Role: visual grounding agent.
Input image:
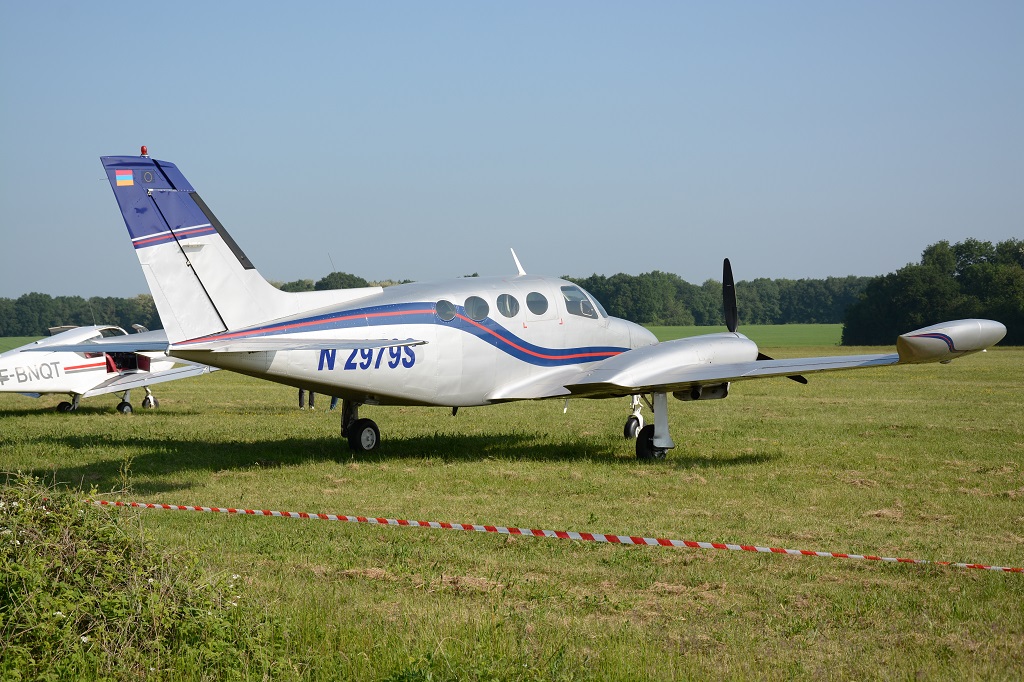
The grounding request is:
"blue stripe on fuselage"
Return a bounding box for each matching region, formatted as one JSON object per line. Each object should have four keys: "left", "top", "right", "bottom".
{"left": 176, "top": 302, "right": 628, "bottom": 367}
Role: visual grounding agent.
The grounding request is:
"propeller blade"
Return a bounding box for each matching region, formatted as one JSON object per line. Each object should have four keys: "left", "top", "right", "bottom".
{"left": 756, "top": 352, "right": 808, "bottom": 384}
{"left": 723, "top": 258, "right": 738, "bottom": 333}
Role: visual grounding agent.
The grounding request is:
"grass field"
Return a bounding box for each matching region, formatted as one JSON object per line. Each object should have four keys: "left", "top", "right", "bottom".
{"left": 2, "top": 329, "right": 1023, "bottom": 679}
{"left": 0, "top": 337, "right": 41, "bottom": 353}
{"left": 647, "top": 323, "right": 842, "bottom": 346}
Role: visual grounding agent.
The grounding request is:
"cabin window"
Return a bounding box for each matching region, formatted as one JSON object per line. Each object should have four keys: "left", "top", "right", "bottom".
{"left": 497, "top": 294, "right": 520, "bottom": 318}
{"left": 526, "top": 292, "right": 548, "bottom": 315}
{"left": 561, "top": 285, "right": 599, "bottom": 319}
{"left": 464, "top": 296, "right": 489, "bottom": 321}
{"left": 435, "top": 299, "right": 456, "bottom": 321}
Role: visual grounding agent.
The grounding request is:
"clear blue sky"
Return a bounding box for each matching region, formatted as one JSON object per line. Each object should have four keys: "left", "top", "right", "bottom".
{"left": 1, "top": 1, "right": 1021, "bottom": 298}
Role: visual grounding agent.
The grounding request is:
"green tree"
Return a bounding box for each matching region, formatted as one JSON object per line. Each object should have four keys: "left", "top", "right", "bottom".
{"left": 843, "top": 239, "right": 1022, "bottom": 346}
{"left": 315, "top": 272, "right": 370, "bottom": 290}
{"left": 278, "top": 279, "right": 315, "bottom": 292}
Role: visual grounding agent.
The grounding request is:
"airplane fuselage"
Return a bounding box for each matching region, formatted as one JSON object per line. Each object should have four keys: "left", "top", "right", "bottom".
{"left": 171, "top": 274, "right": 658, "bottom": 407}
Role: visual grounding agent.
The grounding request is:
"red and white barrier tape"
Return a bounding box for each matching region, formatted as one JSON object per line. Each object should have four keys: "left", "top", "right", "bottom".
{"left": 90, "top": 499, "right": 1023, "bottom": 573}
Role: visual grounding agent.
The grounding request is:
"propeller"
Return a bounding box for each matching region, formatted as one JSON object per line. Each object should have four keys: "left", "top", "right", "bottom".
{"left": 722, "top": 257, "right": 807, "bottom": 384}
{"left": 723, "top": 258, "right": 738, "bottom": 333}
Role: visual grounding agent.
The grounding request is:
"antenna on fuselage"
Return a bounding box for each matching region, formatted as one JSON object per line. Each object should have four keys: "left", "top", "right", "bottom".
{"left": 510, "top": 248, "right": 526, "bottom": 276}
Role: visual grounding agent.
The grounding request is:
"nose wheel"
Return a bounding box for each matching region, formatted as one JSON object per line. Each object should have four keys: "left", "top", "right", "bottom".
{"left": 623, "top": 394, "right": 645, "bottom": 439}
{"left": 141, "top": 387, "right": 158, "bottom": 409}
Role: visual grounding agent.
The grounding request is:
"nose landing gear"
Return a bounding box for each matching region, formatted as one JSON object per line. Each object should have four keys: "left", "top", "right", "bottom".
{"left": 623, "top": 394, "right": 644, "bottom": 439}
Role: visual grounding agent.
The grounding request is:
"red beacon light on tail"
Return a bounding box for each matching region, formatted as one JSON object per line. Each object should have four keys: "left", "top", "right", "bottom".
{"left": 140, "top": 145, "right": 149, "bottom": 157}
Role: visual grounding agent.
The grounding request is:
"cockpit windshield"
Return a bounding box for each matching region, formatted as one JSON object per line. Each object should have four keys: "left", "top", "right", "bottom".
{"left": 560, "top": 285, "right": 604, "bottom": 320}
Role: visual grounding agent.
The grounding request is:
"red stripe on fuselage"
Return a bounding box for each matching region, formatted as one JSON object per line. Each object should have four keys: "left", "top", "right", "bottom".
{"left": 63, "top": 361, "right": 107, "bottom": 372}
{"left": 177, "top": 308, "right": 437, "bottom": 346}
{"left": 455, "top": 314, "right": 621, "bottom": 361}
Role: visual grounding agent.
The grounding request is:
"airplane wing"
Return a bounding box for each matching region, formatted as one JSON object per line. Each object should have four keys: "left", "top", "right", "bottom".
{"left": 80, "top": 363, "right": 216, "bottom": 398}
{"left": 491, "top": 319, "right": 1005, "bottom": 401}
{"left": 563, "top": 352, "right": 899, "bottom": 398}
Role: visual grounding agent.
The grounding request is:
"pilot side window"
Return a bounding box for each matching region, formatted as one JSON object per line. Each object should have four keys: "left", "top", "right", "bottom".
{"left": 497, "top": 294, "right": 520, "bottom": 318}
{"left": 561, "top": 285, "right": 599, "bottom": 319}
{"left": 464, "top": 296, "right": 489, "bottom": 321}
{"left": 435, "top": 299, "right": 456, "bottom": 321}
{"left": 526, "top": 292, "right": 548, "bottom": 315}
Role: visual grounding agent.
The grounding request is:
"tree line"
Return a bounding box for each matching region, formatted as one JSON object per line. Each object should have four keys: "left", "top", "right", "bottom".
{"left": 2, "top": 238, "right": 1018, "bottom": 344}
{"left": 0, "top": 294, "right": 160, "bottom": 337}
{"left": 0, "top": 273, "right": 867, "bottom": 337}
{"left": 842, "top": 238, "right": 1023, "bottom": 346}
{"left": 566, "top": 272, "right": 870, "bottom": 326}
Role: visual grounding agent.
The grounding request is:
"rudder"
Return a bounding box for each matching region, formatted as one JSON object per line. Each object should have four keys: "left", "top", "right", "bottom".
{"left": 101, "top": 151, "right": 382, "bottom": 343}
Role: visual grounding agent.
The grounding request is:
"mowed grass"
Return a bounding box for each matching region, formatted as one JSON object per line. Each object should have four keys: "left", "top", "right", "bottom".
{"left": 0, "top": 337, "right": 40, "bottom": 353}
{"left": 648, "top": 323, "right": 842, "bottom": 346}
{"left": 2, "top": 331, "right": 1023, "bottom": 679}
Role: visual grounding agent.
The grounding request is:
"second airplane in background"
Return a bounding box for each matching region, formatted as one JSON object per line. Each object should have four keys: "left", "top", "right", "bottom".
{"left": 77, "top": 148, "right": 1005, "bottom": 458}
{"left": 5, "top": 324, "right": 212, "bottom": 413}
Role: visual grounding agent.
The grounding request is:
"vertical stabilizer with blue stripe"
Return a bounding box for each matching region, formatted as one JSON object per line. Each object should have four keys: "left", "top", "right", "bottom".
{"left": 101, "top": 154, "right": 382, "bottom": 343}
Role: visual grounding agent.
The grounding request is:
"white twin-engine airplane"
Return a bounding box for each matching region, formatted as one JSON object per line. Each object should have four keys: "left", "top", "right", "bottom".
{"left": 3, "top": 324, "right": 212, "bottom": 413}
{"left": 73, "top": 148, "right": 1004, "bottom": 458}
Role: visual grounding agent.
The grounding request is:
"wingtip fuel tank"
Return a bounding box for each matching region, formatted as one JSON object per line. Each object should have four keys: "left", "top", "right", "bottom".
{"left": 896, "top": 319, "right": 1007, "bottom": 364}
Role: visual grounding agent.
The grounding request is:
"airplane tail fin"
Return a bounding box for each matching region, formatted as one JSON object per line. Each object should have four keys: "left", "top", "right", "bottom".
{"left": 100, "top": 151, "right": 381, "bottom": 343}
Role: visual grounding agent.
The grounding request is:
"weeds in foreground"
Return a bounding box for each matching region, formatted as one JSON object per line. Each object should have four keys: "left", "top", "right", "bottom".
{"left": 0, "top": 473, "right": 280, "bottom": 681}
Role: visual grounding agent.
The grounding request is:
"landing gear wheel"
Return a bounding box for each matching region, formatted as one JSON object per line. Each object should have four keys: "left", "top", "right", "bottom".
{"left": 635, "top": 424, "right": 666, "bottom": 461}
{"left": 347, "top": 418, "right": 380, "bottom": 452}
{"left": 141, "top": 395, "right": 159, "bottom": 409}
{"left": 116, "top": 401, "right": 133, "bottom": 415}
{"left": 57, "top": 401, "right": 73, "bottom": 413}
{"left": 623, "top": 415, "right": 642, "bottom": 439}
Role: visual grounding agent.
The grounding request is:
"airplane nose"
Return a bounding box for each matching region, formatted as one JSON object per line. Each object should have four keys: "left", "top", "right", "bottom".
{"left": 629, "top": 322, "right": 658, "bottom": 349}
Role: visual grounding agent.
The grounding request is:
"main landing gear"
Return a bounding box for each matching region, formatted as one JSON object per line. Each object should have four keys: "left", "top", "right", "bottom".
{"left": 341, "top": 400, "right": 380, "bottom": 453}
{"left": 56, "top": 394, "right": 81, "bottom": 413}
{"left": 623, "top": 393, "right": 675, "bottom": 461}
{"left": 56, "top": 388, "right": 161, "bottom": 414}
{"left": 118, "top": 387, "right": 159, "bottom": 414}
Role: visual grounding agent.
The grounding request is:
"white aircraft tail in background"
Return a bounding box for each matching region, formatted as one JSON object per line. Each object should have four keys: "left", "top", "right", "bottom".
{"left": 90, "top": 149, "right": 1006, "bottom": 457}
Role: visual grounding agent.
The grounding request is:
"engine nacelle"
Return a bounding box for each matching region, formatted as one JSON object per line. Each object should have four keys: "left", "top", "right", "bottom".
{"left": 674, "top": 382, "right": 730, "bottom": 401}
{"left": 896, "top": 319, "right": 1006, "bottom": 364}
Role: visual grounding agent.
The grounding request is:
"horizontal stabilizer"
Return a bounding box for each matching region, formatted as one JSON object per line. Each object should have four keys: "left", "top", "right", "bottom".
{"left": 81, "top": 363, "right": 215, "bottom": 398}
{"left": 172, "top": 337, "right": 428, "bottom": 353}
{"left": 20, "top": 329, "right": 171, "bottom": 354}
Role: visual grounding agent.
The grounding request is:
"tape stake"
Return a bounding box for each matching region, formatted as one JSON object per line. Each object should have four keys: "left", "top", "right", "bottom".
{"left": 88, "top": 499, "right": 1023, "bottom": 574}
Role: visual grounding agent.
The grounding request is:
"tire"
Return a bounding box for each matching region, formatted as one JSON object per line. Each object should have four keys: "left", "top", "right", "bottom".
{"left": 623, "top": 416, "right": 641, "bottom": 439}
{"left": 116, "top": 401, "right": 133, "bottom": 415}
{"left": 141, "top": 396, "right": 158, "bottom": 409}
{"left": 347, "top": 418, "right": 380, "bottom": 452}
{"left": 56, "top": 401, "right": 73, "bottom": 413}
{"left": 635, "top": 424, "right": 666, "bottom": 460}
